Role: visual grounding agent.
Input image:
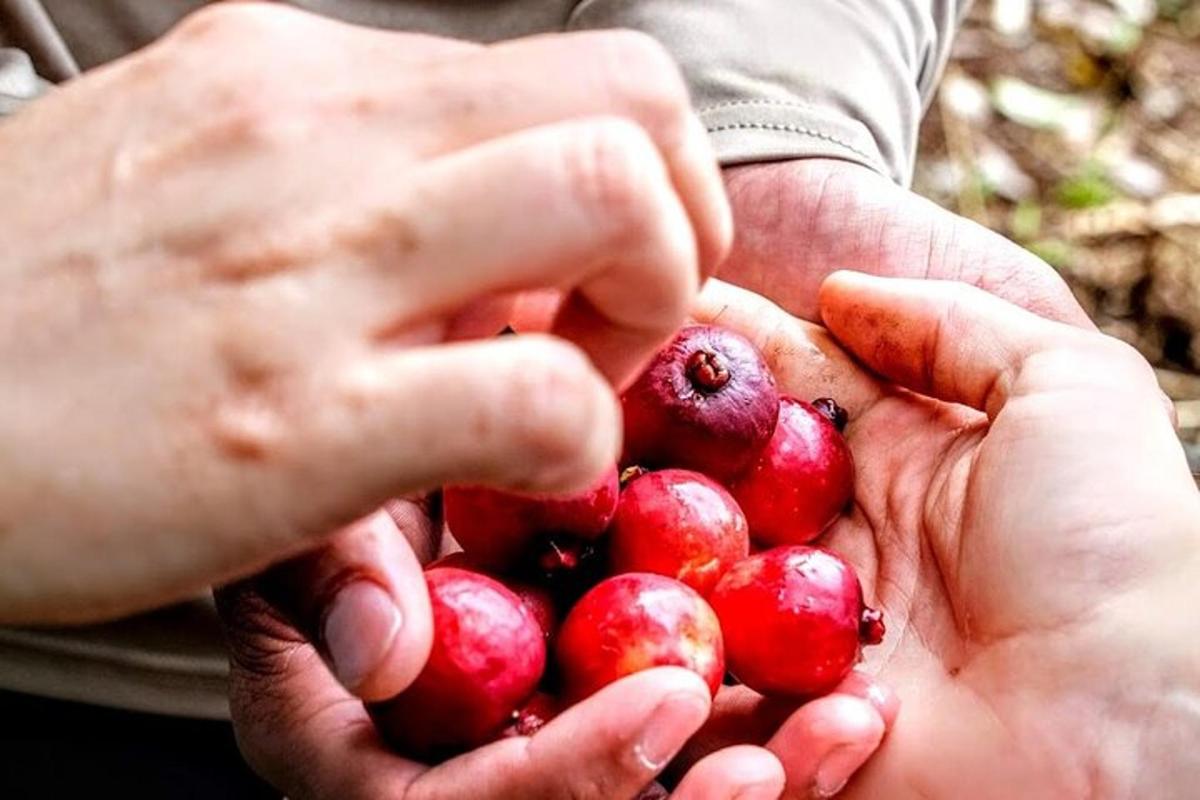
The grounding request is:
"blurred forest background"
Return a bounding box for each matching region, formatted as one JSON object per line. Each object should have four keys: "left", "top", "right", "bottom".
{"left": 913, "top": 0, "right": 1200, "bottom": 468}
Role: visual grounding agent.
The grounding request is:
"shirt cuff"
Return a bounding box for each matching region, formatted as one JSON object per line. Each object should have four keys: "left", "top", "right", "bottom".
{"left": 699, "top": 98, "right": 892, "bottom": 177}
{"left": 0, "top": 47, "right": 47, "bottom": 116}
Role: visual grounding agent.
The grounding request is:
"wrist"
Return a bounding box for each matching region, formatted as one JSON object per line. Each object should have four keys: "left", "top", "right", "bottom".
{"left": 715, "top": 158, "right": 898, "bottom": 320}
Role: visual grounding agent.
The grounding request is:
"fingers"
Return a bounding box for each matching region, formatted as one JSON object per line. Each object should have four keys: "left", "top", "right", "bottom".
{"left": 367, "top": 117, "right": 698, "bottom": 386}
{"left": 833, "top": 670, "right": 901, "bottom": 728}
{"left": 218, "top": 543, "right": 714, "bottom": 800}
{"left": 671, "top": 745, "right": 786, "bottom": 800}
{"left": 766, "top": 693, "right": 885, "bottom": 799}
{"left": 670, "top": 671, "right": 894, "bottom": 795}
{"left": 408, "top": 668, "right": 711, "bottom": 800}
{"left": 406, "top": 31, "right": 732, "bottom": 275}
{"left": 818, "top": 271, "right": 1162, "bottom": 420}
{"left": 294, "top": 334, "right": 620, "bottom": 514}
{"left": 255, "top": 507, "right": 436, "bottom": 702}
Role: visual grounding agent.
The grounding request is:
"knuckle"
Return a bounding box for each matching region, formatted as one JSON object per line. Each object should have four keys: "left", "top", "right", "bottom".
{"left": 171, "top": 2, "right": 286, "bottom": 46}
{"left": 518, "top": 739, "right": 633, "bottom": 800}
{"left": 562, "top": 119, "right": 698, "bottom": 336}
{"left": 195, "top": 79, "right": 298, "bottom": 152}
{"left": 566, "top": 118, "right": 667, "bottom": 244}
{"left": 499, "top": 338, "right": 608, "bottom": 482}
{"left": 591, "top": 31, "right": 690, "bottom": 135}
{"left": 1090, "top": 333, "right": 1154, "bottom": 380}
{"left": 214, "top": 582, "right": 308, "bottom": 681}
{"left": 563, "top": 776, "right": 623, "bottom": 800}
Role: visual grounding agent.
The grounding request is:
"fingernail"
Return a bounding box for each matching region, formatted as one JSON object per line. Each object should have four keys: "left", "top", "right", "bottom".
{"left": 633, "top": 690, "right": 710, "bottom": 770}
{"left": 321, "top": 580, "right": 402, "bottom": 691}
{"left": 813, "top": 743, "right": 864, "bottom": 798}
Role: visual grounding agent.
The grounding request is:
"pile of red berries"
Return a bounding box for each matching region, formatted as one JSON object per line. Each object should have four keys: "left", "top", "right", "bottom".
{"left": 370, "top": 325, "right": 884, "bottom": 757}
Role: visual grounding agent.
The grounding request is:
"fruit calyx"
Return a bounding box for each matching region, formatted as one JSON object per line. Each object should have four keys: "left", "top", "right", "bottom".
{"left": 859, "top": 607, "right": 886, "bottom": 645}
{"left": 619, "top": 465, "right": 648, "bottom": 487}
{"left": 538, "top": 538, "right": 582, "bottom": 573}
{"left": 812, "top": 397, "right": 849, "bottom": 432}
{"left": 685, "top": 350, "right": 731, "bottom": 393}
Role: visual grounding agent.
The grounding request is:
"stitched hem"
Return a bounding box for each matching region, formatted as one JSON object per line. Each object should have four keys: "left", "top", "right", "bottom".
{"left": 699, "top": 98, "right": 825, "bottom": 115}
{"left": 705, "top": 120, "right": 884, "bottom": 170}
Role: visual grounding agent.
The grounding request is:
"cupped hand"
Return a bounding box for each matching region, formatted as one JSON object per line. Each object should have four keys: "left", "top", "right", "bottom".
{"left": 687, "top": 279, "right": 1200, "bottom": 799}
{"left": 0, "top": 3, "right": 732, "bottom": 624}
{"left": 214, "top": 504, "right": 788, "bottom": 800}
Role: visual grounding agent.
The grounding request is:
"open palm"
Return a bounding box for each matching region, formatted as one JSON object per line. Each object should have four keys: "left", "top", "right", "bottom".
{"left": 691, "top": 275, "right": 1200, "bottom": 799}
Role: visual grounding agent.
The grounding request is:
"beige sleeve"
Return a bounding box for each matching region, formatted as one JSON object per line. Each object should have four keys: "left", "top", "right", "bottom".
{"left": 566, "top": 0, "right": 970, "bottom": 185}
{"left": 0, "top": 46, "right": 45, "bottom": 114}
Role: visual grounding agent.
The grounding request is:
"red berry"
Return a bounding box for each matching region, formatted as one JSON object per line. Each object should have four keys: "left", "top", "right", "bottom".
{"left": 424, "top": 555, "right": 558, "bottom": 643}
{"left": 499, "top": 691, "right": 560, "bottom": 739}
{"left": 709, "top": 547, "right": 883, "bottom": 697}
{"left": 556, "top": 573, "right": 725, "bottom": 701}
{"left": 608, "top": 469, "right": 750, "bottom": 596}
{"left": 444, "top": 466, "right": 619, "bottom": 569}
{"left": 506, "top": 580, "right": 559, "bottom": 646}
{"left": 729, "top": 397, "right": 854, "bottom": 546}
{"left": 371, "top": 568, "right": 545, "bottom": 755}
{"left": 621, "top": 325, "right": 779, "bottom": 481}
{"left": 526, "top": 533, "right": 608, "bottom": 604}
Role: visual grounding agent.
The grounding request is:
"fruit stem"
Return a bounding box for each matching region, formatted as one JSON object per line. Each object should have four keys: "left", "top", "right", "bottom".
{"left": 619, "top": 465, "right": 648, "bottom": 487}
{"left": 537, "top": 537, "right": 582, "bottom": 572}
{"left": 859, "top": 607, "right": 886, "bottom": 645}
{"left": 813, "top": 397, "right": 849, "bottom": 432}
{"left": 685, "top": 350, "right": 731, "bottom": 392}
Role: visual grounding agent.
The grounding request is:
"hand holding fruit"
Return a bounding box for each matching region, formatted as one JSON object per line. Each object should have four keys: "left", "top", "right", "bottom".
{"left": 682, "top": 279, "right": 1200, "bottom": 798}
{"left": 0, "top": 4, "right": 731, "bottom": 624}
{"left": 308, "top": 275, "right": 1199, "bottom": 800}
{"left": 215, "top": 505, "right": 788, "bottom": 800}
{"left": 214, "top": 319, "right": 891, "bottom": 800}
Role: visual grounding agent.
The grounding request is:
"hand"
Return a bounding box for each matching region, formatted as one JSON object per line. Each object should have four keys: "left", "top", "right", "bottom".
{"left": 214, "top": 504, "right": 789, "bottom": 800}
{"left": 685, "top": 279, "right": 1200, "bottom": 798}
{"left": 0, "top": 3, "right": 731, "bottom": 624}
{"left": 377, "top": 158, "right": 1118, "bottom": 798}
{"left": 717, "top": 158, "right": 1090, "bottom": 328}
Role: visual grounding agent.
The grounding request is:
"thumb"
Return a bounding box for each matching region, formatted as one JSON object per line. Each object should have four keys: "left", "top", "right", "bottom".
{"left": 817, "top": 271, "right": 1163, "bottom": 420}
{"left": 238, "top": 506, "right": 436, "bottom": 702}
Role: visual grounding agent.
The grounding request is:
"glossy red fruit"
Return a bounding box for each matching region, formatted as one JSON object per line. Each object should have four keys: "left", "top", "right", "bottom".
{"left": 506, "top": 580, "right": 559, "bottom": 645}
{"left": 424, "top": 555, "right": 558, "bottom": 643}
{"left": 499, "top": 691, "right": 560, "bottom": 739}
{"left": 371, "top": 568, "right": 545, "bottom": 755}
{"left": 444, "top": 466, "right": 619, "bottom": 569}
{"left": 729, "top": 397, "right": 854, "bottom": 546}
{"left": 608, "top": 469, "right": 750, "bottom": 596}
{"left": 556, "top": 573, "right": 724, "bottom": 701}
{"left": 709, "top": 547, "right": 884, "bottom": 697}
{"left": 621, "top": 325, "right": 779, "bottom": 481}
{"left": 527, "top": 533, "right": 608, "bottom": 603}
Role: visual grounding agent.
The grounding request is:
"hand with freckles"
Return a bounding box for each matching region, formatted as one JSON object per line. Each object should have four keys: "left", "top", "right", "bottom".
{"left": 675, "top": 276, "right": 1200, "bottom": 799}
